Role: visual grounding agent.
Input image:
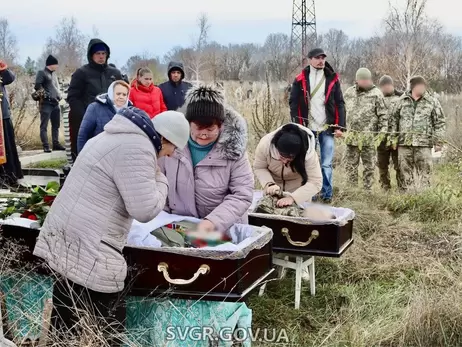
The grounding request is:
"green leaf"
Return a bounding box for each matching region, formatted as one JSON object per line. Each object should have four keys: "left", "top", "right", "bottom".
{"left": 45, "top": 181, "right": 60, "bottom": 193}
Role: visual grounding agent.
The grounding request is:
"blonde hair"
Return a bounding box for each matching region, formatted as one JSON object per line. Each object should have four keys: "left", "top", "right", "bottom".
{"left": 113, "top": 80, "right": 130, "bottom": 91}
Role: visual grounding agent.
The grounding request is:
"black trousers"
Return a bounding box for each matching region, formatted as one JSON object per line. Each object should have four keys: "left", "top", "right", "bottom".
{"left": 51, "top": 276, "right": 126, "bottom": 346}
{"left": 0, "top": 118, "right": 23, "bottom": 186}
{"left": 39, "top": 102, "right": 60, "bottom": 148}
{"left": 69, "top": 110, "right": 83, "bottom": 162}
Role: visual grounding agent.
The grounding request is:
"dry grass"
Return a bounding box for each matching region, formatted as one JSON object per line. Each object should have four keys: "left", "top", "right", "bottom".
{"left": 3, "top": 75, "right": 462, "bottom": 346}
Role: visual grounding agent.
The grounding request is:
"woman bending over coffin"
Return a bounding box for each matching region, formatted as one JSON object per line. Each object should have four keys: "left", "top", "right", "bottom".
{"left": 253, "top": 123, "right": 323, "bottom": 207}
{"left": 158, "top": 84, "right": 254, "bottom": 232}
{"left": 33, "top": 107, "right": 189, "bottom": 346}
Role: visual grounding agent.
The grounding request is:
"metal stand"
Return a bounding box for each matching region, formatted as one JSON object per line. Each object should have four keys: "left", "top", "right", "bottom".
{"left": 259, "top": 253, "right": 315, "bottom": 310}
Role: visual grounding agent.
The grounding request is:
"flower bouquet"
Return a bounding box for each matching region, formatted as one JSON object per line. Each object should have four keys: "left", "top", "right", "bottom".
{"left": 0, "top": 181, "right": 60, "bottom": 226}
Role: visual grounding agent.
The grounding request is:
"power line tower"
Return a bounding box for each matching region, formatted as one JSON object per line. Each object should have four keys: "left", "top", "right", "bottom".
{"left": 290, "top": 0, "right": 317, "bottom": 73}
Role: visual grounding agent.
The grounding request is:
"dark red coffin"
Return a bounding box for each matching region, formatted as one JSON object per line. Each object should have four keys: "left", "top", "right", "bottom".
{"left": 248, "top": 212, "right": 354, "bottom": 257}
{"left": 0, "top": 223, "right": 275, "bottom": 301}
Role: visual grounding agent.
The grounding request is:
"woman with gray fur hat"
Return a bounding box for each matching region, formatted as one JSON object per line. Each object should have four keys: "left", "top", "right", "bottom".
{"left": 158, "top": 84, "right": 254, "bottom": 232}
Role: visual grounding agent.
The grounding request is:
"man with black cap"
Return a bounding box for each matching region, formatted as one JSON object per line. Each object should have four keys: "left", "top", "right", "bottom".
{"left": 67, "top": 38, "right": 122, "bottom": 161}
{"left": 34, "top": 54, "right": 65, "bottom": 152}
{"left": 289, "top": 48, "right": 345, "bottom": 203}
{"left": 377, "top": 75, "right": 404, "bottom": 190}
{"left": 158, "top": 61, "right": 192, "bottom": 111}
{"left": 390, "top": 75, "right": 446, "bottom": 189}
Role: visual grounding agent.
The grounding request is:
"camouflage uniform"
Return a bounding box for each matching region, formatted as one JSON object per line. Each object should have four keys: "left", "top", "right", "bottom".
{"left": 255, "top": 194, "right": 301, "bottom": 217}
{"left": 390, "top": 91, "right": 446, "bottom": 188}
{"left": 377, "top": 91, "right": 404, "bottom": 190}
{"left": 343, "top": 85, "right": 388, "bottom": 189}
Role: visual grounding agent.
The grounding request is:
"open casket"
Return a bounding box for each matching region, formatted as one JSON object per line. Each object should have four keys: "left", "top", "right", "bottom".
{"left": 248, "top": 191, "right": 355, "bottom": 257}
{"left": 0, "top": 212, "right": 275, "bottom": 302}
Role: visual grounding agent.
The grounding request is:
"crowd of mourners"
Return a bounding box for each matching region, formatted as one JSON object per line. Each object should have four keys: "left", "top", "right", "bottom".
{"left": 0, "top": 38, "right": 446, "bottom": 344}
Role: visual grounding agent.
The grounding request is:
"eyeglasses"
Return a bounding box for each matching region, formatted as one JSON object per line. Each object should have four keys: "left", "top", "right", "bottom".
{"left": 191, "top": 127, "right": 220, "bottom": 139}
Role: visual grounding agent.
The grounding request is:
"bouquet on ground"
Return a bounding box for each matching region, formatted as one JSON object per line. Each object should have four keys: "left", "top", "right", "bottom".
{"left": 0, "top": 181, "right": 60, "bottom": 226}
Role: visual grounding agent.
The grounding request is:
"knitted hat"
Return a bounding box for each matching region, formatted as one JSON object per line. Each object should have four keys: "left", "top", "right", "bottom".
{"left": 356, "top": 68, "right": 372, "bottom": 81}
{"left": 184, "top": 85, "right": 226, "bottom": 127}
{"left": 410, "top": 75, "right": 426, "bottom": 90}
{"left": 45, "top": 55, "right": 58, "bottom": 66}
{"left": 152, "top": 111, "right": 190, "bottom": 149}
{"left": 379, "top": 75, "right": 393, "bottom": 86}
{"left": 275, "top": 132, "right": 302, "bottom": 158}
{"left": 90, "top": 43, "right": 108, "bottom": 55}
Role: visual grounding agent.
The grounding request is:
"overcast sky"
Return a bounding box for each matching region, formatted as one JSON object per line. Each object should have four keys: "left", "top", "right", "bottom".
{"left": 3, "top": 0, "right": 459, "bottom": 67}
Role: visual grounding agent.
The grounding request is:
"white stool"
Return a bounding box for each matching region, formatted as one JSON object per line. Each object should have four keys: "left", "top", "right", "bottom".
{"left": 259, "top": 253, "right": 315, "bottom": 310}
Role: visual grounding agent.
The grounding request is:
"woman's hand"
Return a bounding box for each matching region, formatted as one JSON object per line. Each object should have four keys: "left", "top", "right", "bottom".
{"left": 276, "top": 196, "right": 295, "bottom": 207}
{"left": 265, "top": 184, "right": 281, "bottom": 196}
{"left": 197, "top": 219, "right": 215, "bottom": 232}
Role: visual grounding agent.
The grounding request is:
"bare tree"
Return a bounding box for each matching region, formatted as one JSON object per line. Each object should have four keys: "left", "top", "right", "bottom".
{"left": 382, "top": 0, "right": 442, "bottom": 89}
{"left": 263, "top": 33, "right": 292, "bottom": 81}
{"left": 0, "top": 18, "right": 18, "bottom": 64}
{"left": 189, "top": 13, "right": 211, "bottom": 82}
{"left": 321, "top": 29, "right": 349, "bottom": 73}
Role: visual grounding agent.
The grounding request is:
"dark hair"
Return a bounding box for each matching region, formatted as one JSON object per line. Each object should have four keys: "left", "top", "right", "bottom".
{"left": 187, "top": 116, "right": 223, "bottom": 128}
{"left": 271, "top": 124, "right": 309, "bottom": 185}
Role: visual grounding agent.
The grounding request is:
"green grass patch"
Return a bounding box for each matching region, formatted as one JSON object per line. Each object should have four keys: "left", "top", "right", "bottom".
{"left": 25, "top": 158, "right": 68, "bottom": 169}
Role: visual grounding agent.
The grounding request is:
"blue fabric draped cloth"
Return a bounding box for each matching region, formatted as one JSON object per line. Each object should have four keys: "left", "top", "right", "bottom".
{"left": 0, "top": 272, "right": 252, "bottom": 347}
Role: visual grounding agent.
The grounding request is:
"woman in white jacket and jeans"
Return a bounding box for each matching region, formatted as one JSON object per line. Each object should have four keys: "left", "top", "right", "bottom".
{"left": 33, "top": 107, "right": 189, "bottom": 345}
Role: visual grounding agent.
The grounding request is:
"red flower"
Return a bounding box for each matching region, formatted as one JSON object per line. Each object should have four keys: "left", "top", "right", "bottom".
{"left": 43, "top": 195, "right": 55, "bottom": 206}
{"left": 21, "top": 210, "right": 38, "bottom": 220}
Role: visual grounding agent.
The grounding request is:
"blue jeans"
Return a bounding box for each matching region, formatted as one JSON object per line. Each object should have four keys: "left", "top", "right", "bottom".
{"left": 312, "top": 131, "right": 335, "bottom": 200}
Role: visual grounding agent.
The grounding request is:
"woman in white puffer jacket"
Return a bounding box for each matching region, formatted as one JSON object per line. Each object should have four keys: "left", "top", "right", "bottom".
{"left": 33, "top": 107, "right": 189, "bottom": 345}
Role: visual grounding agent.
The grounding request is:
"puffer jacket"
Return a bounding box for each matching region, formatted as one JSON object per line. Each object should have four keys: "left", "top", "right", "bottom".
{"left": 253, "top": 124, "right": 323, "bottom": 204}
{"left": 33, "top": 110, "right": 168, "bottom": 293}
{"left": 77, "top": 93, "right": 133, "bottom": 153}
{"left": 129, "top": 81, "right": 167, "bottom": 118}
{"left": 158, "top": 62, "right": 193, "bottom": 111}
{"left": 158, "top": 105, "right": 254, "bottom": 232}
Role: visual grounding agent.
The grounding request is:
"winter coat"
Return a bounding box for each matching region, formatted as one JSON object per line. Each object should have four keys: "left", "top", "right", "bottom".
{"left": 129, "top": 82, "right": 167, "bottom": 118}
{"left": 253, "top": 124, "right": 323, "bottom": 204}
{"left": 158, "top": 105, "right": 254, "bottom": 232}
{"left": 67, "top": 39, "right": 123, "bottom": 123}
{"left": 34, "top": 67, "right": 61, "bottom": 105}
{"left": 0, "top": 68, "right": 15, "bottom": 119}
{"left": 289, "top": 62, "right": 345, "bottom": 134}
{"left": 33, "top": 111, "right": 168, "bottom": 293}
{"left": 390, "top": 91, "right": 446, "bottom": 147}
{"left": 158, "top": 62, "right": 192, "bottom": 111}
{"left": 77, "top": 93, "right": 133, "bottom": 153}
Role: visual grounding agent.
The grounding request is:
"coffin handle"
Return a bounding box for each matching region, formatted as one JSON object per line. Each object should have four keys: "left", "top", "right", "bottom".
{"left": 157, "top": 262, "right": 210, "bottom": 285}
{"left": 281, "top": 228, "right": 319, "bottom": 247}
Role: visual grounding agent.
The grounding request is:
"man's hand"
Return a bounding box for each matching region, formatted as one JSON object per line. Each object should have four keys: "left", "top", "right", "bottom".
{"left": 265, "top": 184, "right": 281, "bottom": 196}
{"left": 334, "top": 129, "right": 343, "bottom": 138}
{"left": 0, "top": 60, "right": 7, "bottom": 71}
{"left": 434, "top": 144, "right": 442, "bottom": 152}
{"left": 197, "top": 219, "right": 215, "bottom": 232}
{"left": 276, "top": 196, "right": 295, "bottom": 207}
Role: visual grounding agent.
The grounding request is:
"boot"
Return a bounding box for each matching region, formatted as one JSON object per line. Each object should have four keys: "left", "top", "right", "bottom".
{"left": 53, "top": 143, "right": 66, "bottom": 151}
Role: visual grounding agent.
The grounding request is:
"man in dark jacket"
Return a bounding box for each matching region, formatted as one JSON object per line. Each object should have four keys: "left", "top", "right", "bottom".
{"left": 35, "top": 55, "right": 65, "bottom": 152}
{"left": 158, "top": 61, "right": 192, "bottom": 110}
{"left": 289, "top": 48, "right": 345, "bottom": 203}
{"left": 67, "top": 39, "right": 122, "bottom": 160}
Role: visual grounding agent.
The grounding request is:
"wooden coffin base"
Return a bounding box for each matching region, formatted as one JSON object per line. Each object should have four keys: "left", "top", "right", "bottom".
{"left": 129, "top": 267, "right": 276, "bottom": 302}
{"left": 271, "top": 237, "right": 354, "bottom": 258}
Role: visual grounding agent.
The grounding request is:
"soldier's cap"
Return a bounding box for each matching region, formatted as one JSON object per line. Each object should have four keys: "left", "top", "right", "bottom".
{"left": 308, "top": 48, "right": 327, "bottom": 59}
{"left": 410, "top": 75, "right": 427, "bottom": 89}
{"left": 379, "top": 75, "right": 394, "bottom": 86}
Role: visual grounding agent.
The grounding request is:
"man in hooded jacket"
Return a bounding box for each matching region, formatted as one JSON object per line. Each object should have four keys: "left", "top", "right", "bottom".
{"left": 67, "top": 38, "right": 123, "bottom": 161}
{"left": 158, "top": 61, "right": 192, "bottom": 111}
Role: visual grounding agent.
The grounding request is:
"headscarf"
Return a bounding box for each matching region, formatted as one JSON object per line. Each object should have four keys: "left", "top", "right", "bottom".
{"left": 107, "top": 81, "right": 130, "bottom": 112}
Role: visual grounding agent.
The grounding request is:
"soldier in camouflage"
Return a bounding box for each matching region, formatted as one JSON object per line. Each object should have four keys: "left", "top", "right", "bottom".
{"left": 377, "top": 75, "right": 404, "bottom": 190}
{"left": 343, "top": 68, "right": 388, "bottom": 190}
{"left": 390, "top": 76, "right": 446, "bottom": 188}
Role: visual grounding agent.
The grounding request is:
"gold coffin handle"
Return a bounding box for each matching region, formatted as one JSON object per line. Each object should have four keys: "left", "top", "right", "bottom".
{"left": 157, "top": 262, "right": 210, "bottom": 285}
{"left": 281, "top": 228, "right": 319, "bottom": 247}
